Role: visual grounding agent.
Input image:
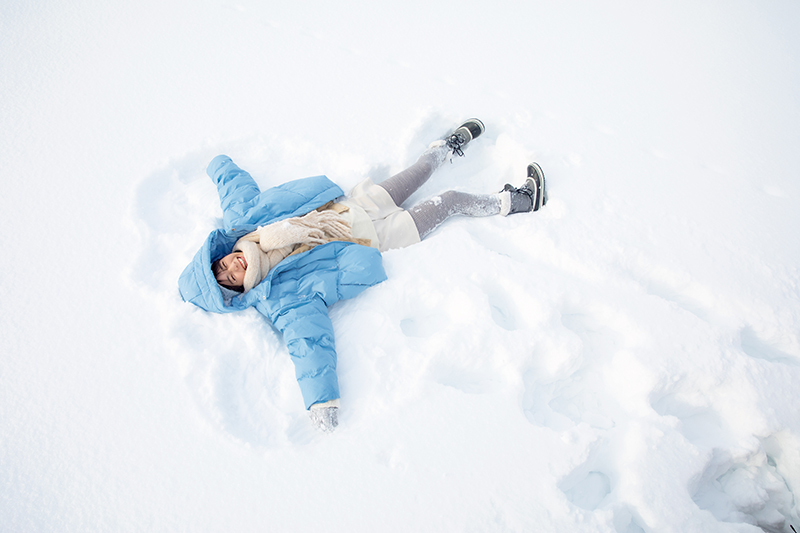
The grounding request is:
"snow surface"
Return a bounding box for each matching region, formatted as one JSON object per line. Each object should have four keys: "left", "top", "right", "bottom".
{"left": 2, "top": 1, "right": 800, "bottom": 531}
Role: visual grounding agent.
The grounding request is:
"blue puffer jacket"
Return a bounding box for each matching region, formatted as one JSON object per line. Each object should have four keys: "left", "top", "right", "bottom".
{"left": 178, "top": 155, "right": 387, "bottom": 409}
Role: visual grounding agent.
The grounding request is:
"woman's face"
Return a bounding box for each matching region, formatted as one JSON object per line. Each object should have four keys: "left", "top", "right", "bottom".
{"left": 214, "top": 251, "right": 247, "bottom": 288}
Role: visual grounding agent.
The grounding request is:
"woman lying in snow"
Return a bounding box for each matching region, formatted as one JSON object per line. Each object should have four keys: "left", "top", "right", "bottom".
{"left": 178, "top": 119, "right": 547, "bottom": 432}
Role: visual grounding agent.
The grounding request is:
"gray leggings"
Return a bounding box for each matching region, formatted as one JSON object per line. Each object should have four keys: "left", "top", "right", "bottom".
{"left": 378, "top": 146, "right": 501, "bottom": 239}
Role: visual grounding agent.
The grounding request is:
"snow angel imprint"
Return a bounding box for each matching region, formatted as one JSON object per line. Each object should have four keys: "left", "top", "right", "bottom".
{"left": 178, "top": 119, "right": 548, "bottom": 432}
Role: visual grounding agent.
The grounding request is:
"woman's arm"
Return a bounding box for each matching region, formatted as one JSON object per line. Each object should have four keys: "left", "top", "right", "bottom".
{"left": 259, "top": 296, "right": 341, "bottom": 410}
{"left": 206, "top": 155, "right": 261, "bottom": 231}
{"left": 256, "top": 210, "right": 352, "bottom": 250}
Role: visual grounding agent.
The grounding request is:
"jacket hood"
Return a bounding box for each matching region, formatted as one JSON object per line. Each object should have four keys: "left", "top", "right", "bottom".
{"left": 178, "top": 226, "right": 254, "bottom": 313}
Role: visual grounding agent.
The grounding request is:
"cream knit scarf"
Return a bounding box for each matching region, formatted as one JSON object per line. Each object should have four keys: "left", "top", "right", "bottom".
{"left": 233, "top": 206, "right": 360, "bottom": 293}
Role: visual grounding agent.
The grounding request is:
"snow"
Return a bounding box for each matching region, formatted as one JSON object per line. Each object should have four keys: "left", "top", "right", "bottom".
{"left": 2, "top": 0, "right": 800, "bottom": 531}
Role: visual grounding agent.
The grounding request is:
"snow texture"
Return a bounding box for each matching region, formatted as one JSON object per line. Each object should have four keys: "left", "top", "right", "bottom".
{"left": 2, "top": 1, "right": 800, "bottom": 532}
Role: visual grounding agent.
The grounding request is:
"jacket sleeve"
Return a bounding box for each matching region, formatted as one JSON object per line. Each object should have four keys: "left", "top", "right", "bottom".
{"left": 258, "top": 296, "right": 340, "bottom": 410}
{"left": 206, "top": 155, "right": 261, "bottom": 230}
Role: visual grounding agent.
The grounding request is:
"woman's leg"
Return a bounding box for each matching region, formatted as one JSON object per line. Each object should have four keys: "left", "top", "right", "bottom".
{"left": 408, "top": 190, "right": 502, "bottom": 239}
{"left": 377, "top": 144, "right": 449, "bottom": 207}
{"left": 406, "top": 162, "right": 548, "bottom": 239}
{"left": 378, "top": 119, "right": 486, "bottom": 207}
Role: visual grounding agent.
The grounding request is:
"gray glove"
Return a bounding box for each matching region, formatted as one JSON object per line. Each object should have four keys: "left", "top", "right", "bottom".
{"left": 309, "top": 400, "right": 339, "bottom": 433}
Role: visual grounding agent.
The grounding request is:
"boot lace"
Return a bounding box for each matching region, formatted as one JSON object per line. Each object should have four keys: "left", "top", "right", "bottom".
{"left": 507, "top": 183, "right": 536, "bottom": 212}
{"left": 445, "top": 132, "right": 467, "bottom": 157}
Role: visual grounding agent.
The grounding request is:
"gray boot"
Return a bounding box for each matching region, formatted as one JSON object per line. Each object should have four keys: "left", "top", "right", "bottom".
{"left": 500, "top": 162, "right": 547, "bottom": 216}
{"left": 445, "top": 118, "right": 485, "bottom": 157}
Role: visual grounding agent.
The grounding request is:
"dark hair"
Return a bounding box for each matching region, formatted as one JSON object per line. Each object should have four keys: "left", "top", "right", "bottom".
{"left": 211, "top": 258, "right": 244, "bottom": 293}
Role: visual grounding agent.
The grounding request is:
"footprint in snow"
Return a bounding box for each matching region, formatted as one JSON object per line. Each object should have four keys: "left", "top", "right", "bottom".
{"left": 692, "top": 435, "right": 799, "bottom": 533}
{"left": 739, "top": 326, "right": 799, "bottom": 366}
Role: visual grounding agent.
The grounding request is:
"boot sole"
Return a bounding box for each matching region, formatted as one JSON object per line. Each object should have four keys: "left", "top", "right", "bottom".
{"left": 527, "top": 162, "right": 547, "bottom": 210}
{"left": 460, "top": 118, "right": 485, "bottom": 141}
